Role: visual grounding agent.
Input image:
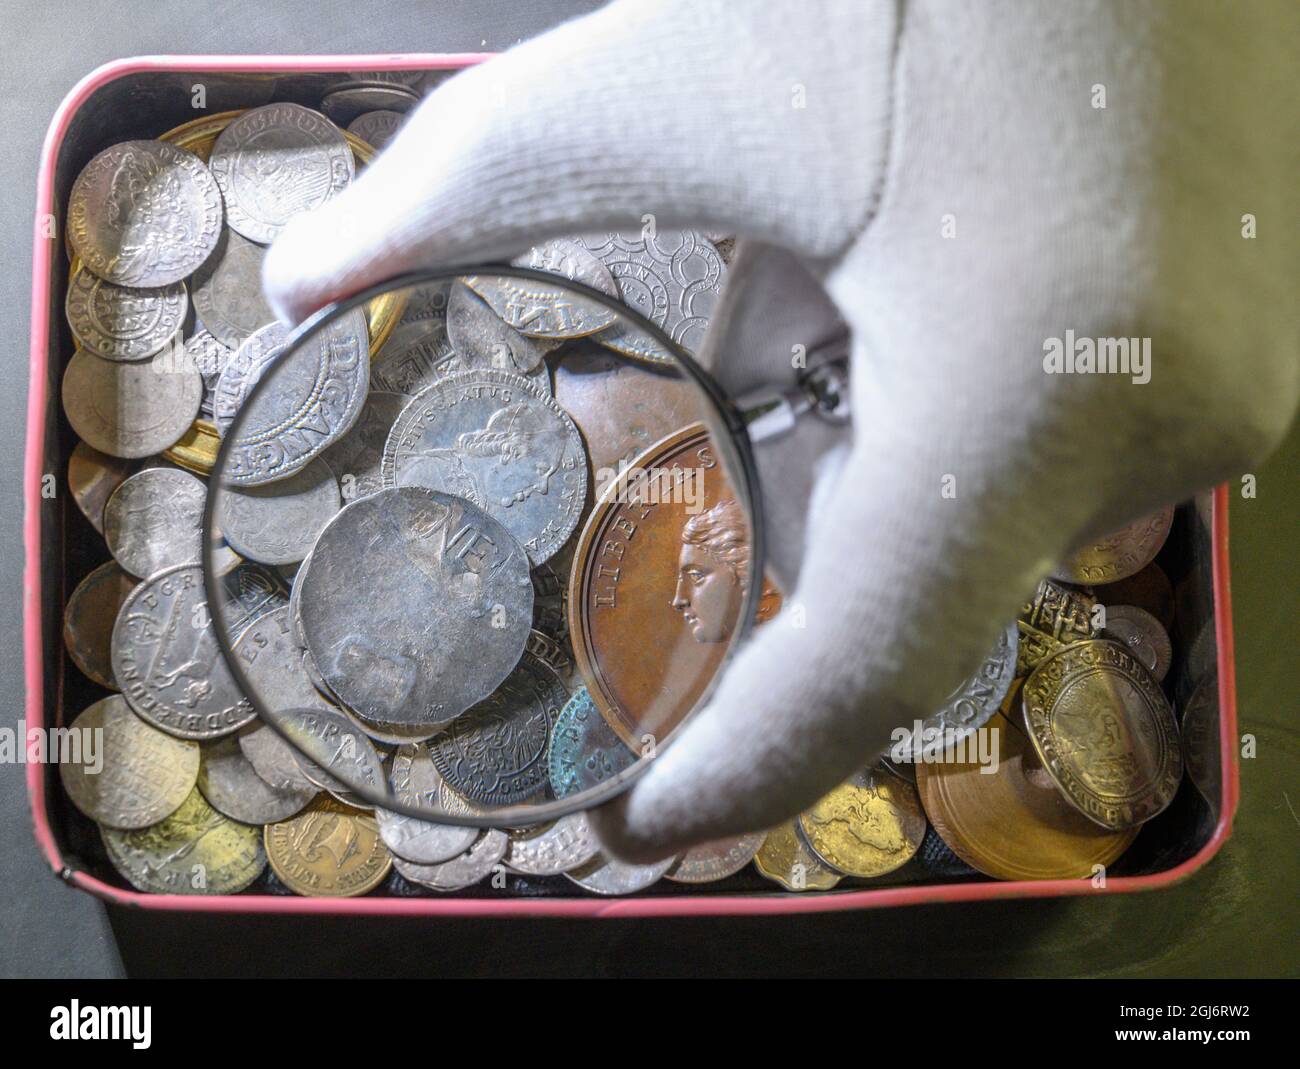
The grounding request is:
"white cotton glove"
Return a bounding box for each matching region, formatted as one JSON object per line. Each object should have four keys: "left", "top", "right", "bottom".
{"left": 264, "top": 0, "right": 1299, "bottom": 861}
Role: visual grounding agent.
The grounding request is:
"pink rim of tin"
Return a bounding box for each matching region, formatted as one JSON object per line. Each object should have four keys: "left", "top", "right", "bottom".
{"left": 25, "top": 55, "right": 1240, "bottom": 917}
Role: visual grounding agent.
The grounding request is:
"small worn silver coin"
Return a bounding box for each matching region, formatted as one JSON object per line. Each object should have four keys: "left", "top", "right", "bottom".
{"left": 218, "top": 456, "right": 341, "bottom": 565}
{"left": 185, "top": 327, "right": 235, "bottom": 421}
{"left": 391, "top": 829, "right": 509, "bottom": 892}
{"left": 502, "top": 812, "right": 601, "bottom": 876}
{"left": 197, "top": 733, "right": 316, "bottom": 824}
{"left": 665, "top": 832, "right": 765, "bottom": 883}
{"left": 65, "top": 268, "right": 187, "bottom": 361}
{"left": 323, "top": 390, "right": 406, "bottom": 502}
{"left": 446, "top": 281, "right": 557, "bottom": 375}
{"left": 1103, "top": 604, "right": 1173, "bottom": 682}
{"left": 466, "top": 240, "right": 619, "bottom": 340}
{"left": 564, "top": 852, "right": 677, "bottom": 896}
{"left": 103, "top": 466, "right": 207, "bottom": 578}
{"left": 375, "top": 745, "right": 478, "bottom": 864}
{"left": 190, "top": 228, "right": 276, "bottom": 347}
{"left": 347, "top": 109, "right": 405, "bottom": 149}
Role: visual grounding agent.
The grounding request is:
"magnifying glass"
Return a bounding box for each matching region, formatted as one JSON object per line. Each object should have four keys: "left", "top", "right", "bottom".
{"left": 202, "top": 260, "right": 779, "bottom": 831}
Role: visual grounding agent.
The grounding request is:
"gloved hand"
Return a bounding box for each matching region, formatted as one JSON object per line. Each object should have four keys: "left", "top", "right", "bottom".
{"left": 264, "top": 0, "right": 1299, "bottom": 861}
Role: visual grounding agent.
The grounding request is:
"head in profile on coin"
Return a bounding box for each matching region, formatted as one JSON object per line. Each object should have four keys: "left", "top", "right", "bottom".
{"left": 107, "top": 149, "right": 202, "bottom": 273}
{"left": 671, "top": 498, "right": 751, "bottom": 644}
{"left": 402, "top": 402, "right": 569, "bottom": 510}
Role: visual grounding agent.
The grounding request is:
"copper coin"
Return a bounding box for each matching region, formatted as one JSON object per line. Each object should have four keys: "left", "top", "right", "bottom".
{"left": 916, "top": 712, "right": 1139, "bottom": 881}
{"left": 1050, "top": 505, "right": 1174, "bottom": 585}
{"left": 1095, "top": 561, "right": 1175, "bottom": 630}
{"left": 568, "top": 423, "right": 756, "bottom": 748}
{"left": 1022, "top": 639, "right": 1182, "bottom": 829}
{"left": 666, "top": 832, "right": 765, "bottom": 883}
{"left": 552, "top": 344, "right": 705, "bottom": 490}
{"left": 63, "top": 561, "right": 137, "bottom": 689}
{"left": 68, "top": 442, "right": 139, "bottom": 534}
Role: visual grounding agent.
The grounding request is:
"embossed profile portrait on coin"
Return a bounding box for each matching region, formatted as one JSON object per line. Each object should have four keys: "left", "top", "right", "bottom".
{"left": 106, "top": 149, "right": 204, "bottom": 278}
{"left": 403, "top": 402, "right": 569, "bottom": 510}
{"left": 671, "top": 498, "right": 752, "bottom": 644}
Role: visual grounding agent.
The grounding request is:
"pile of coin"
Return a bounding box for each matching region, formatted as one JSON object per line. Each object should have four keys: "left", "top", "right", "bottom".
{"left": 55, "top": 86, "right": 1219, "bottom": 900}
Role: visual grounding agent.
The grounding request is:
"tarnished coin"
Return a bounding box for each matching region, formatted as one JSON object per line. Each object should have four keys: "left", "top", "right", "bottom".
{"left": 502, "top": 813, "right": 600, "bottom": 876}
{"left": 391, "top": 829, "right": 508, "bottom": 892}
{"left": 321, "top": 82, "right": 419, "bottom": 124}
{"left": 323, "top": 390, "right": 405, "bottom": 502}
{"left": 891, "top": 622, "right": 1018, "bottom": 764}
{"left": 1022, "top": 639, "right": 1182, "bottom": 829}
{"left": 466, "top": 239, "right": 619, "bottom": 340}
{"left": 369, "top": 319, "right": 456, "bottom": 395}
{"left": 102, "top": 786, "right": 266, "bottom": 895}
{"left": 564, "top": 852, "right": 676, "bottom": 896}
{"left": 223, "top": 309, "right": 370, "bottom": 485}
{"left": 239, "top": 721, "right": 320, "bottom": 794}
{"left": 1018, "top": 577, "right": 1100, "bottom": 675}
{"left": 209, "top": 103, "right": 354, "bottom": 244}
{"left": 63, "top": 346, "right": 202, "bottom": 458}
{"left": 232, "top": 606, "right": 334, "bottom": 723}
{"left": 446, "top": 281, "right": 556, "bottom": 375}
{"left": 197, "top": 733, "right": 315, "bottom": 824}
{"left": 1051, "top": 505, "right": 1175, "bottom": 585}
{"left": 190, "top": 228, "right": 275, "bottom": 347}
{"left": 299, "top": 486, "right": 533, "bottom": 728}
{"left": 1103, "top": 604, "right": 1173, "bottom": 682}
{"left": 265, "top": 795, "right": 391, "bottom": 897}
{"left": 1096, "top": 561, "right": 1175, "bottom": 630}
{"left": 428, "top": 650, "right": 568, "bottom": 805}
{"left": 278, "top": 705, "right": 388, "bottom": 805}
{"left": 186, "top": 327, "right": 235, "bottom": 420}
{"left": 346, "top": 109, "right": 405, "bottom": 149}
{"left": 552, "top": 344, "right": 705, "bottom": 485}
{"left": 798, "top": 767, "right": 927, "bottom": 878}
{"left": 68, "top": 442, "right": 138, "bottom": 534}
{"left": 754, "top": 821, "right": 843, "bottom": 892}
{"left": 1181, "top": 676, "right": 1222, "bottom": 812}
{"left": 375, "top": 745, "right": 478, "bottom": 864}
{"left": 218, "top": 456, "right": 341, "bottom": 565}
{"left": 383, "top": 368, "right": 586, "bottom": 565}
{"left": 63, "top": 561, "right": 136, "bottom": 689}
{"left": 104, "top": 466, "right": 207, "bottom": 577}
{"left": 112, "top": 562, "right": 286, "bottom": 739}
{"left": 211, "top": 321, "right": 288, "bottom": 436}
{"left": 68, "top": 140, "right": 223, "bottom": 287}
{"left": 397, "top": 281, "right": 451, "bottom": 329}
{"left": 531, "top": 561, "right": 568, "bottom": 642}
{"left": 548, "top": 686, "right": 638, "bottom": 799}
{"left": 65, "top": 268, "right": 186, "bottom": 361}
{"left": 59, "top": 695, "right": 199, "bottom": 829}
{"left": 666, "top": 832, "right": 765, "bottom": 884}
{"left": 584, "top": 230, "right": 725, "bottom": 361}
{"left": 916, "top": 712, "right": 1139, "bottom": 880}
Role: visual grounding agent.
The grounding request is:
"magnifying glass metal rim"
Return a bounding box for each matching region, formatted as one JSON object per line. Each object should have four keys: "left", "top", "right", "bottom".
{"left": 202, "top": 263, "right": 765, "bottom": 828}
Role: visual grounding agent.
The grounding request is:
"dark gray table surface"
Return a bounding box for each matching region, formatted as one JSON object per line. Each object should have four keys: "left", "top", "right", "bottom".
{"left": 1, "top": 0, "right": 1294, "bottom": 979}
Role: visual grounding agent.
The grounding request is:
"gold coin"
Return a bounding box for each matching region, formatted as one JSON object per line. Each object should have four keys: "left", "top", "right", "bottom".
{"left": 162, "top": 418, "right": 221, "bottom": 475}
{"left": 1022, "top": 639, "right": 1182, "bottom": 829}
{"left": 265, "top": 795, "right": 392, "bottom": 897}
{"left": 916, "top": 712, "right": 1138, "bottom": 880}
{"left": 100, "top": 785, "right": 265, "bottom": 894}
{"left": 1050, "top": 505, "right": 1174, "bottom": 585}
{"left": 798, "top": 767, "right": 927, "bottom": 878}
{"left": 754, "top": 821, "right": 842, "bottom": 891}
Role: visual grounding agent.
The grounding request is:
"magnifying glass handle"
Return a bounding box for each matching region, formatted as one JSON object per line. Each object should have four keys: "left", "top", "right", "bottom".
{"left": 736, "top": 352, "right": 852, "bottom": 444}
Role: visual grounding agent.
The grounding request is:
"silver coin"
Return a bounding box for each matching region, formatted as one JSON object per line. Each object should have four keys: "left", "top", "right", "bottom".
{"left": 428, "top": 650, "right": 568, "bottom": 805}
{"left": 502, "top": 812, "right": 600, "bottom": 876}
{"left": 446, "top": 281, "right": 556, "bottom": 374}
{"left": 208, "top": 103, "right": 354, "bottom": 244}
{"left": 298, "top": 485, "right": 533, "bottom": 728}
{"left": 112, "top": 562, "right": 286, "bottom": 740}
{"left": 103, "top": 467, "right": 207, "bottom": 578}
{"left": 375, "top": 745, "right": 478, "bottom": 863}
{"left": 62, "top": 346, "right": 202, "bottom": 459}
{"left": 239, "top": 721, "right": 320, "bottom": 794}
{"left": 397, "top": 281, "right": 451, "bottom": 329}
{"left": 665, "top": 832, "right": 764, "bottom": 883}
{"left": 530, "top": 560, "right": 569, "bottom": 643}
{"left": 1104, "top": 604, "right": 1173, "bottom": 682}
{"left": 278, "top": 705, "right": 388, "bottom": 806}
{"left": 382, "top": 368, "right": 586, "bottom": 565}
{"left": 68, "top": 140, "right": 223, "bottom": 287}
{"left": 323, "top": 390, "right": 406, "bottom": 503}
{"left": 190, "top": 228, "right": 275, "bottom": 347}
{"left": 211, "top": 321, "right": 288, "bottom": 436}
{"left": 197, "top": 733, "right": 315, "bottom": 824}
{"left": 223, "top": 309, "right": 370, "bottom": 485}
{"left": 232, "top": 605, "right": 332, "bottom": 716}
{"left": 321, "top": 83, "right": 420, "bottom": 125}
{"left": 185, "top": 327, "right": 235, "bottom": 421}
{"left": 548, "top": 686, "right": 638, "bottom": 799}
{"left": 466, "top": 239, "right": 619, "bottom": 340}
{"left": 65, "top": 268, "right": 186, "bottom": 361}
{"left": 893, "top": 621, "right": 1019, "bottom": 763}
{"left": 218, "top": 456, "right": 341, "bottom": 566}
{"left": 391, "top": 829, "right": 508, "bottom": 892}
{"left": 369, "top": 319, "right": 457, "bottom": 395}
{"left": 346, "top": 109, "right": 406, "bottom": 149}
{"left": 564, "top": 852, "right": 676, "bottom": 896}
{"left": 584, "top": 230, "right": 726, "bottom": 362}
{"left": 58, "top": 695, "right": 200, "bottom": 830}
